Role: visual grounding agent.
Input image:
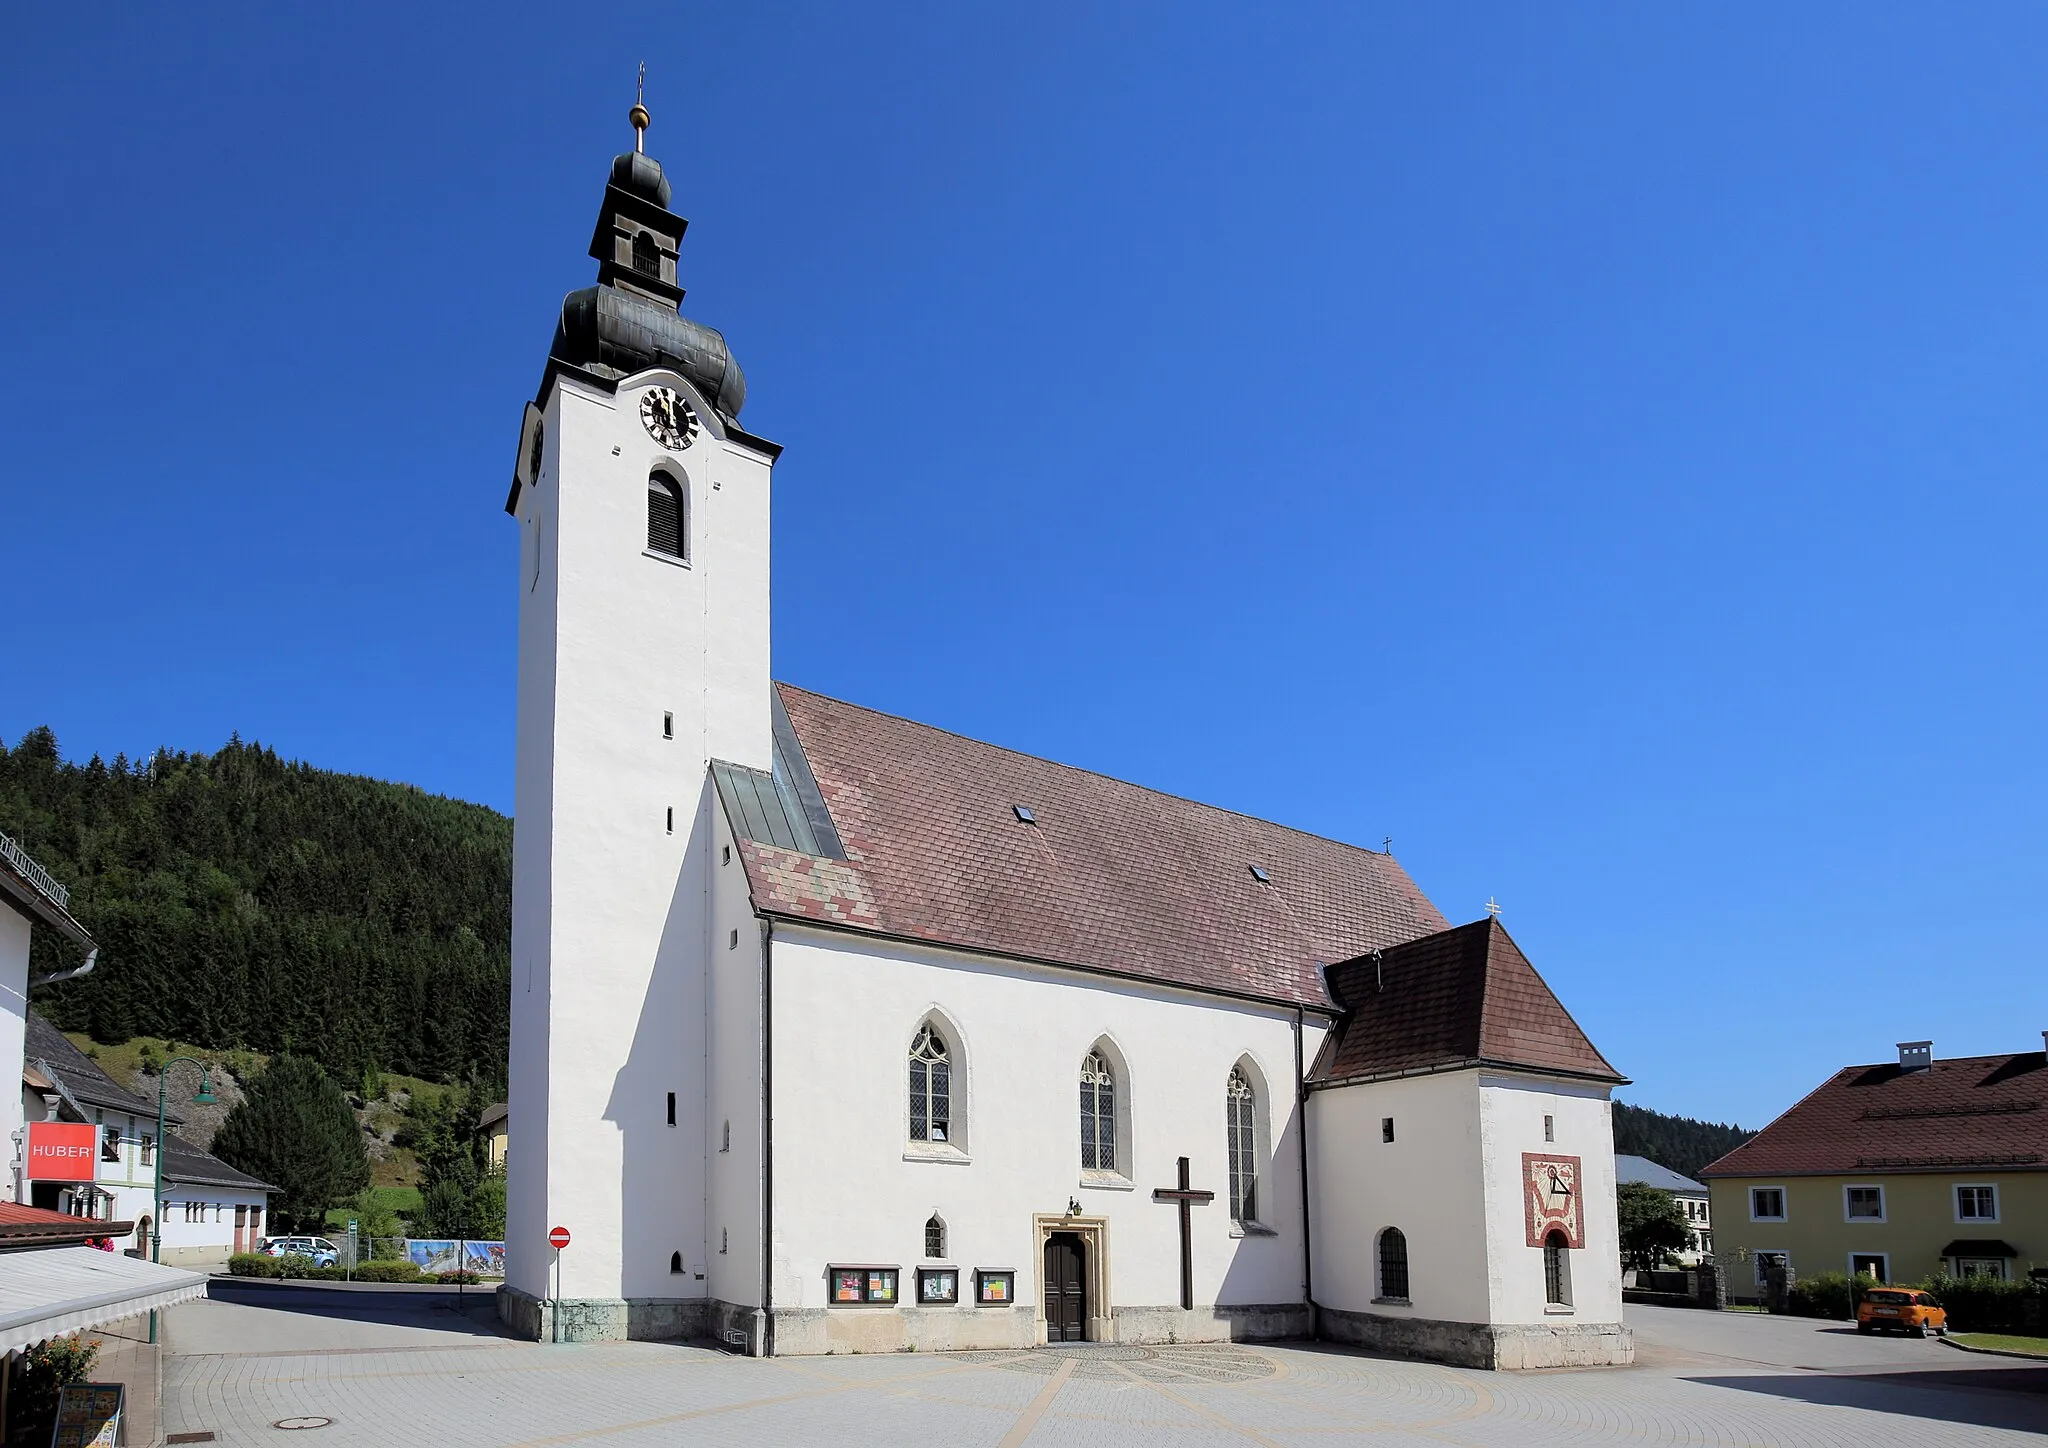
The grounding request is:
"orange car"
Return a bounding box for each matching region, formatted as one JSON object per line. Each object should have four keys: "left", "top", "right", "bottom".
{"left": 1856, "top": 1288, "right": 1948, "bottom": 1337}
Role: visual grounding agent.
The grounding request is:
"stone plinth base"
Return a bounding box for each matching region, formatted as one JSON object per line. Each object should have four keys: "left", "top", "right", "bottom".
{"left": 1318, "top": 1305, "right": 1632, "bottom": 1370}
{"left": 1110, "top": 1302, "right": 1313, "bottom": 1346}
{"left": 770, "top": 1304, "right": 1037, "bottom": 1356}
{"left": 498, "top": 1286, "right": 766, "bottom": 1352}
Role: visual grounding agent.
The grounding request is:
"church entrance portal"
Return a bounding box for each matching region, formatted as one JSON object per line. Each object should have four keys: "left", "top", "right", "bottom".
{"left": 1043, "top": 1232, "right": 1088, "bottom": 1342}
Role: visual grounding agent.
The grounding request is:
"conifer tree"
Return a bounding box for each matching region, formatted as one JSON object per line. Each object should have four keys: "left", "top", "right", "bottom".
{"left": 211, "top": 1055, "right": 370, "bottom": 1231}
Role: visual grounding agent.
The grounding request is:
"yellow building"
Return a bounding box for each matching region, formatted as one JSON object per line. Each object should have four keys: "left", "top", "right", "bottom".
{"left": 478, "top": 1101, "right": 509, "bottom": 1173}
{"left": 1701, "top": 1037, "right": 2045, "bottom": 1301}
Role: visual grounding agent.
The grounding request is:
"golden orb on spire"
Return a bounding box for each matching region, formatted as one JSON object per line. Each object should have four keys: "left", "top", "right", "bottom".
{"left": 630, "top": 62, "right": 650, "bottom": 153}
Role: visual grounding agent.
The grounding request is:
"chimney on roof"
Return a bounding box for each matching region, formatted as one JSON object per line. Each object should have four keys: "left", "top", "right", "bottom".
{"left": 1897, "top": 1041, "right": 1932, "bottom": 1072}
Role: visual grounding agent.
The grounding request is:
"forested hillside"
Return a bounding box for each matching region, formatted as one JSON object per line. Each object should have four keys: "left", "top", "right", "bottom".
{"left": 2, "top": 726, "right": 508, "bottom": 1091}
{"left": 1613, "top": 1102, "right": 1753, "bottom": 1179}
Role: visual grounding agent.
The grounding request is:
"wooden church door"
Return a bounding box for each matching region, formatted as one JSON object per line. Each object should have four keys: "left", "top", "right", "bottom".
{"left": 1043, "top": 1232, "right": 1087, "bottom": 1341}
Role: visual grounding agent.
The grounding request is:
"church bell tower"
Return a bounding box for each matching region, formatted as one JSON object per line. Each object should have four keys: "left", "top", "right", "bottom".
{"left": 501, "top": 91, "right": 779, "bottom": 1339}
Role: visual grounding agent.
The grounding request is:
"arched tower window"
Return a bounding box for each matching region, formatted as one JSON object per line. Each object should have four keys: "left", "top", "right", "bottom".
{"left": 647, "top": 472, "right": 684, "bottom": 559}
{"left": 924, "top": 1214, "right": 946, "bottom": 1259}
{"left": 1378, "top": 1227, "right": 1410, "bottom": 1301}
{"left": 632, "top": 230, "right": 660, "bottom": 277}
{"left": 1080, "top": 1051, "right": 1116, "bottom": 1171}
{"left": 1225, "top": 1067, "right": 1257, "bottom": 1222}
{"left": 909, "top": 1024, "right": 951, "bottom": 1143}
{"left": 1544, "top": 1230, "right": 1572, "bottom": 1306}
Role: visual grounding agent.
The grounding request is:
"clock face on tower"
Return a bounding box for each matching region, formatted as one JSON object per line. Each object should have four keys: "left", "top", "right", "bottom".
{"left": 639, "top": 387, "right": 700, "bottom": 451}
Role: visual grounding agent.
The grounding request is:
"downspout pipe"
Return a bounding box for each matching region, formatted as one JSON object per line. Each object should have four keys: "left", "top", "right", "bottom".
{"left": 759, "top": 922, "right": 774, "bottom": 1358}
{"left": 32, "top": 947, "right": 96, "bottom": 988}
{"left": 1295, "top": 1003, "right": 1314, "bottom": 1339}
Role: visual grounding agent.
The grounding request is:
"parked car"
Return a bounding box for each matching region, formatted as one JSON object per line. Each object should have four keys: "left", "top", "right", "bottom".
{"left": 1856, "top": 1288, "right": 1947, "bottom": 1337}
{"left": 259, "top": 1235, "right": 340, "bottom": 1268}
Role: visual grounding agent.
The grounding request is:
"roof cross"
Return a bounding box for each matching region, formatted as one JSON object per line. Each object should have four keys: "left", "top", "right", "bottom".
{"left": 1485, "top": 897, "right": 1502, "bottom": 919}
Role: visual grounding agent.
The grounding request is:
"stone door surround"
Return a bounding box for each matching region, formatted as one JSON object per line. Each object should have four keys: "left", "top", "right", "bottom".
{"left": 1031, "top": 1212, "right": 1111, "bottom": 1344}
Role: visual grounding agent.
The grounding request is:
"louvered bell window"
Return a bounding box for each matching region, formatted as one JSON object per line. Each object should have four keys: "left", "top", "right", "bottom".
{"left": 632, "top": 230, "right": 660, "bottom": 278}
{"left": 909, "top": 1025, "right": 950, "bottom": 1142}
{"left": 647, "top": 474, "right": 684, "bottom": 559}
{"left": 1080, "top": 1052, "right": 1116, "bottom": 1171}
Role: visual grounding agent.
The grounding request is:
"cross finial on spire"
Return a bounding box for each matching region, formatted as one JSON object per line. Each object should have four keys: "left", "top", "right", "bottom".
{"left": 1485, "top": 897, "right": 1502, "bottom": 919}
{"left": 629, "top": 62, "right": 650, "bottom": 153}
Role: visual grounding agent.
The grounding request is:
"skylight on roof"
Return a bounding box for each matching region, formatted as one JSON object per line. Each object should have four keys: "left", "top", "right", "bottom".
{"left": 1013, "top": 805, "right": 1036, "bottom": 824}
{"left": 1249, "top": 865, "right": 1271, "bottom": 883}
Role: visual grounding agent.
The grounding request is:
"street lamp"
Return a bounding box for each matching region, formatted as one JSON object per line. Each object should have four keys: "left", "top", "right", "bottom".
{"left": 149, "top": 1057, "right": 215, "bottom": 1345}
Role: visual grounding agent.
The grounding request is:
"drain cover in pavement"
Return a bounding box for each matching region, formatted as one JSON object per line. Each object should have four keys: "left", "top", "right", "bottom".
{"left": 271, "top": 1418, "right": 333, "bottom": 1431}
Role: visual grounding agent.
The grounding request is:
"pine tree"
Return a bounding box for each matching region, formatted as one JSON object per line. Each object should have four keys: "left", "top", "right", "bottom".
{"left": 211, "top": 1055, "right": 370, "bottom": 1231}
{"left": 2, "top": 726, "right": 511, "bottom": 1088}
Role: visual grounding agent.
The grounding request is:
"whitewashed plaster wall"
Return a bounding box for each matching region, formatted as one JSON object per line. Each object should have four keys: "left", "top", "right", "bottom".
{"left": 1309, "top": 1071, "right": 1490, "bottom": 1324}
{"left": 767, "top": 925, "right": 1321, "bottom": 1323}
{"left": 154, "top": 1189, "right": 270, "bottom": 1265}
{"left": 506, "top": 384, "right": 561, "bottom": 1301}
{"left": 1478, "top": 1074, "right": 1622, "bottom": 1326}
{"left": 1, "top": 908, "right": 28, "bottom": 1201}
{"left": 507, "top": 366, "right": 775, "bottom": 1309}
{"left": 706, "top": 797, "right": 764, "bottom": 1309}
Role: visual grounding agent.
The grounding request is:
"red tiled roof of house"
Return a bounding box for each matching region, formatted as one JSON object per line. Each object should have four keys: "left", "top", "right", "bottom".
{"left": 1698, "top": 1050, "right": 2048, "bottom": 1178}
{"left": 734, "top": 684, "right": 1451, "bottom": 1006}
{"left": 1309, "top": 918, "right": 1626, "bottom": 1085}
{"left": 0, "top": 1202, "right": 135, "bottom": 1247}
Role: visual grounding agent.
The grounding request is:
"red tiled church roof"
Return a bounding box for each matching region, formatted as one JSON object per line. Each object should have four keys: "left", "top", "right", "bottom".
{"left": 733, "top": 684, "right": 1452, "bottom": 1006}
{"left": 1699, "top": 1050, "right": 2048, "bottom": 1178}
{"left": 1309, "top": 918, "right": 1626, "bottom": 1085}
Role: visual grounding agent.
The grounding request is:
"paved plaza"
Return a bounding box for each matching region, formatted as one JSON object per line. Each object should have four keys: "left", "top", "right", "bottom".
{"left": 161, "top": 1285, "right": 2047, "bottom": 1445}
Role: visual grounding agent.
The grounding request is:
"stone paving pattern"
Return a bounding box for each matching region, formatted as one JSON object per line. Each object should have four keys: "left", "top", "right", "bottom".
{"left": 162, "top": 1290, "right": 2048, "bottom": 1446}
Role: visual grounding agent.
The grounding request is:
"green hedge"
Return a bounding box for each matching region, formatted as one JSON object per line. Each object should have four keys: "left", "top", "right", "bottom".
{"left": 1787, "top": 1271, "right": 1860, "bottom": 1320}
{"left": 226, "top": 1253, "right": 484, "bottom": 1286}
{"left": 1920, "top": 1274, "right": 2042, "bottom": 1334}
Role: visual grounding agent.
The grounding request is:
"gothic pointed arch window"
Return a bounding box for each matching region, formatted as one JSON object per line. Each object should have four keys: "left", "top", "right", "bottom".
{"left": 924, "top": 1214, "right": 946, "bottom": 1259}
{"left": 647, "top": 471, "right": 685, "bottom": 559}
{"left": 908, "top": 1024, "right": 951, "bottom": 1143}
{"left": 1225, "top": 1067, "right": 1257, "bottom": 1223}
{"left": 1080, "top": 1051, "right": 1116, "bottom": 1172}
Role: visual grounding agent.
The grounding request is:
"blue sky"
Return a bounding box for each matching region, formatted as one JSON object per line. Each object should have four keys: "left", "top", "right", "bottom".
{"left": 4, "top": 4, "right": 2044, "bottom": 1127}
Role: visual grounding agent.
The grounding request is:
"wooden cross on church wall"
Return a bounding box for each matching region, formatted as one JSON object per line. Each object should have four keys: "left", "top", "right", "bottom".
{"left": 1152, "top": 1155, "right": 1215, "bottom": 1311}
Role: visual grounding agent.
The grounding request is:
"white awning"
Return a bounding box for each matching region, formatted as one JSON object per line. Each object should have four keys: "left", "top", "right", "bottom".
{"left": 0, "top": 1248, "right": 208, "bottom": 1353}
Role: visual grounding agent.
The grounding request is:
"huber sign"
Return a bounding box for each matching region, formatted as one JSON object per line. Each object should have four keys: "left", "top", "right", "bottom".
{"left": 26, "top": 1121, "right": 97, "bottom": 1181}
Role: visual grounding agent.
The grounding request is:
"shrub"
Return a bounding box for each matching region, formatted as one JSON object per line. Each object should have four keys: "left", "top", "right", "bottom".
{"left": 1787, "top": 1271, "right": 1857, "bottom": 1320}
{"left": 1919, "top": 1273, "right": 2038, "bottom": 1334}
{"left": 432, "top": 1270, "right": 480, "bottom": 1285}
{"left": 228, "top": 1252, "right": 282, "bottom": 1278}
{"left": 353, "top": 1260, "right": 426, "bottom": 1283}
{"left": 274, "top": 1253, "right": 316, "bottom": 1279}
{"left": 4, "top": 1333, "right": 100, "bottom": 1445}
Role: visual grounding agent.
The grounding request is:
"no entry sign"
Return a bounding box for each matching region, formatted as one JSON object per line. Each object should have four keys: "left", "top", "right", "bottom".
{"left": 548, "top": 1226, "right": 571, "bottom": 1250}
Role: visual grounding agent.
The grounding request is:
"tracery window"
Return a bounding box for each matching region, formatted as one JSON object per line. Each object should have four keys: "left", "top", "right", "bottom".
{"left": 647, "top": 473, "right": 685, "bottom": 559}
{"left": 908, "top": 1025, "right": 951, "bottom": 1143}
{"left": 1378, "top": 1227, "right": 1409, "bottom": 1301}
{"left": 1080, "top": 1051, "right": 1116, "bottom": 1171}
{"left": 1225, "top": 1067, "right": 1257, "bottom": 1222}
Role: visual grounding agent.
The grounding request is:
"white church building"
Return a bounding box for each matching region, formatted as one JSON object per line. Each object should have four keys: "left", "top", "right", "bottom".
{"left": 500, "top": 108, "right": 1631, "bottom": 1370}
